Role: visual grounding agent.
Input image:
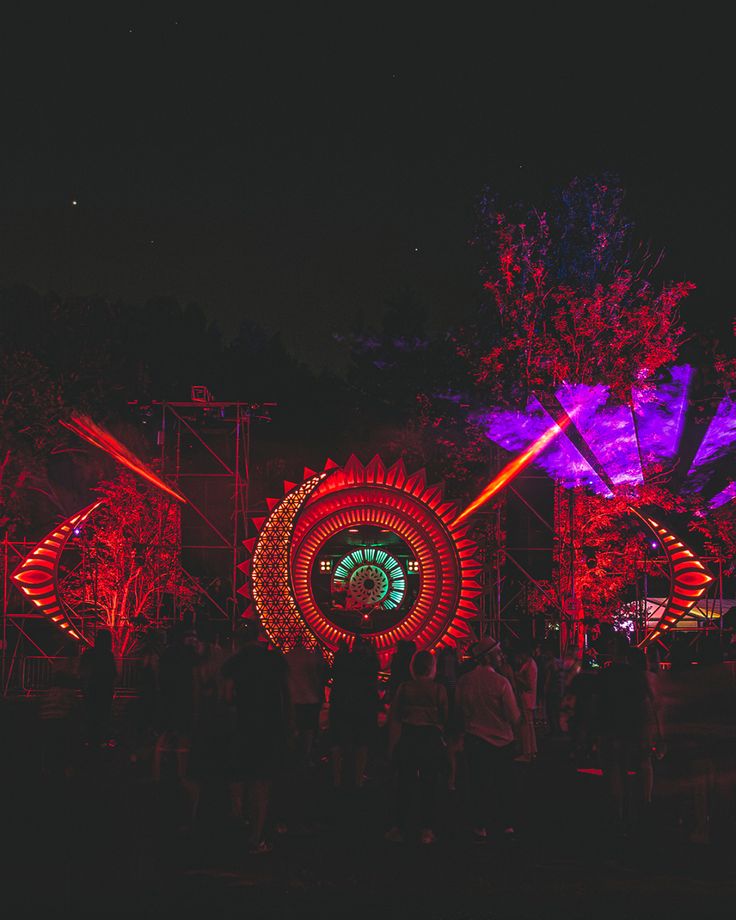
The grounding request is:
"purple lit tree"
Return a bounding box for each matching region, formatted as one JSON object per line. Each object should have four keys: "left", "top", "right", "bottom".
{"left": 461, "top": 176, "right": 734, "bottom": 641}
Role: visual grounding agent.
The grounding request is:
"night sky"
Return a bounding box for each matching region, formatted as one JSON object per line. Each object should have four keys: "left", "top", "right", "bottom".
{"left": 1, "top": 6, "right": 733, "bottom": 370}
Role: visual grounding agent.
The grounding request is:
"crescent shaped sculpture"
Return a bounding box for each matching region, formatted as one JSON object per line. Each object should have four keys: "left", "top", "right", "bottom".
{"left": 237, "top": 470, "right": 328, "bottom": 652}
{"left": 12, "top": 500, "right": 104, "bottom": 644}
{"left": 631, "top": 511, "right": 715, "bottom": 646}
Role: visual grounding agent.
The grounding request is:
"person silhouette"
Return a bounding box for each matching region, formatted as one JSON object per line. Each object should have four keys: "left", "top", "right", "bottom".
{"left": 385, "top": 650, "right": 448, "bottom": 844}
{"left": 329, "top": 636, "right": 379, "bottom": 789}
{"left": 222, "top": 620, "right": 291, "bottom": 854}
{"left": 456, "top": 636, "right": 520, "bottom": 841}
{"left": 79, "top": 628, "right": 117, "bottom": 748}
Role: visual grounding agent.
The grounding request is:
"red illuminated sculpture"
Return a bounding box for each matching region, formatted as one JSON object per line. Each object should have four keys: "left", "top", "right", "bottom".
{"left": 633, "top": 513, "right": 714, "bottom": 646}
{"left": 240, "top": 455, "right": 482, "bottom": 668}
{"left": 12, "top": 500, "right": 103, "bottom": 644}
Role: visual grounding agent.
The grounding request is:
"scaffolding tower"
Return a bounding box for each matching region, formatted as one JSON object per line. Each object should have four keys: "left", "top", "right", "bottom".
{"left": 154, "top": 398, "right": 273, "bottom": 636}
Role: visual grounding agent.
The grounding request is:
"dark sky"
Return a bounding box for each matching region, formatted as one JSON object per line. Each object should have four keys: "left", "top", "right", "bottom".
{"left": 1, "top": 6, "right": 733, "bottom": 370}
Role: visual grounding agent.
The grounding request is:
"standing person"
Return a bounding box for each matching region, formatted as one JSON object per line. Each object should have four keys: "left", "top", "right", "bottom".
{"left": 328, "top": 636, "right": 379, "bottom": 790}
{"left": 327, "top": 638, "right": 350, "bottom": 788}
{"left": 385, "top": 650, "right": 448, "bottom": 844}
{"left": 595, "top": 633, "right": 655, "bottom": 835}
{"left": 130, "top": 627, "right": 163, "bottom": 766}
{"left": 514, "top": 642, "right": 538, "bottom": 762}
{"left": 658, "top": 634, "right": 736, "bottom": 845}
{"left": 435, "top": 645, "right": 462, "bottom": 791}
{"left": 153, "top": 622, "right": 200, "bottom": 830}
{"left": 385, "top": 640, "right": 416, "bottom": 704}
{"left": 495, "top": 645, "right": 518, "bottom": 693}
{"left": 456, "top": 636, "right": 520, "bottom": 842}
{"left": 79, "top": 628, "right": 118, "bottom": 748}
{"left": 538, "top": 639, "right": 564, "bottom": 736}
{"left": 222, "top": 620, "right": 291, "bottom": 854}
{"left": 284, "top": 637, "right": 328, "bottom": 767}
{"left": 188, "top": 627, "right": 229, "bottom": 827}
{"left": 627, "top": 645, "right": 663, "bottom": 811}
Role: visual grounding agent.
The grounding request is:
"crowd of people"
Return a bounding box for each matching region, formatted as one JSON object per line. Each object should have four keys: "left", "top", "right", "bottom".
{"left": 33, "top": 620, "right": 736, "bottom": 855}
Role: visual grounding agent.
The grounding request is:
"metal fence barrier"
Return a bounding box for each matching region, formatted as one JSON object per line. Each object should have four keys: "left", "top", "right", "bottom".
{"left": 21, "top": 657, "right": 143, "bottom": 694}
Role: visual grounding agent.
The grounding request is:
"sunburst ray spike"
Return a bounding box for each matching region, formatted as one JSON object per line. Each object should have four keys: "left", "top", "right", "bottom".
{"left": 422, "top": 483, "right": 444, "bottom": 508}
{"left": 385, "top": 459, "right": 407, "bottom": 488}
{"left": 365, "top": 454, "right": 386, "bottom": 484}
{"left": 343, "top": 454, "right": 366, "bottom": 484}
{"left": 438, "top": 502, "right": 458, "bottom": 521}
{"left": 404, "top": 469, "right": 427, "bottom": 496}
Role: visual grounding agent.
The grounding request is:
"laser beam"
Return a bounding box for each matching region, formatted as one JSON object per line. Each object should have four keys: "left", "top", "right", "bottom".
{"left": 61, "top": 413, "right": 186, "bottom": 503}
{"left": 454, "top": 414, "right": 572, "bottom": 524}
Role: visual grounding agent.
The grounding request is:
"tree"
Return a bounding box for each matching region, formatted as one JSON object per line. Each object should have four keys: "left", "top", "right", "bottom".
{"left": 465, "top": 176, "right": 690, "bottom": 404}
{"left": 62, "top": 472, "right": 191, "bottom": 657}
{"left": 458, "top": 177, "right": 734, "bottom": 642}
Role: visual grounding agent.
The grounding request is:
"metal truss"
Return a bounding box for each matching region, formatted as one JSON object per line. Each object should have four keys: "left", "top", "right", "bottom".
{"left": 154, "top": 399, "right": 273, "bottom": 636}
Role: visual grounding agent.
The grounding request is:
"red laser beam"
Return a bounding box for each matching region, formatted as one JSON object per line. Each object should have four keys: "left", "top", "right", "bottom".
{"left": 454, "top": 415, "right": 572, "bottom": 525}
{"left": 61, "top": 413, "right": 186, "bottom": 503}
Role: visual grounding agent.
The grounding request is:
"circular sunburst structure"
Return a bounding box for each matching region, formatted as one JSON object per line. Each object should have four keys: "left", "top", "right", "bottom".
{"left": 242, "top": 455, "right": 481, "bottom": 667}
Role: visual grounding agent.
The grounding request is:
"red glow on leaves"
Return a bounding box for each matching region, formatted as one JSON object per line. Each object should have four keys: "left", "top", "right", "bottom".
{"left": 62, "top": 473, "right": 188, "bottom": 656}
{"left": 469, "top": 180, "right": 691, "bottom": 404}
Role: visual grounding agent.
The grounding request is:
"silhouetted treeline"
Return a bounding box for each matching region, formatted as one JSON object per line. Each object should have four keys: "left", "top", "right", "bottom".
{"left": 1, "top": 285, "right": 485, "bottom": 535}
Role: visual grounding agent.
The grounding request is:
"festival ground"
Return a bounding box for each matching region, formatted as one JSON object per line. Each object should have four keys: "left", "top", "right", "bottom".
{"left": 2, "top": 696, "right": 735, "bottom": 920}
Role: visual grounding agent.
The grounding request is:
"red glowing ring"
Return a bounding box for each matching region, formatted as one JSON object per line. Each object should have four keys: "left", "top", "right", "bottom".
{"left": 246, "top": 456, "right": 481, "bottom": 668}
{"left": 292, "top": 488, "right": 460, "bottom": 654}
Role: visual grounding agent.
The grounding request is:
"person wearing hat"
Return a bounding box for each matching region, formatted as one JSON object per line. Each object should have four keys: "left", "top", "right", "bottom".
{"left": 455, "top": 635, "right": 520, "bottom": 842}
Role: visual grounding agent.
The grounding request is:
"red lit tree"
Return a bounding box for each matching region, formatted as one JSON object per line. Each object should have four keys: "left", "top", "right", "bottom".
{"left": 465, "top": 176, "right": 690, "bottom": 405}
{"left": 62, "top": 472, "right": 192, "bottom": 656}
{"left": 460, "top": 176, "right": 731, "bottom": 642}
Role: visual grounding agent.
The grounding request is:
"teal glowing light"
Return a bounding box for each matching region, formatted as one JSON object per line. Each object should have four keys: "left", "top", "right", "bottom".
{"left": 332, "top": 547, "right": 406, "bottom": 610}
